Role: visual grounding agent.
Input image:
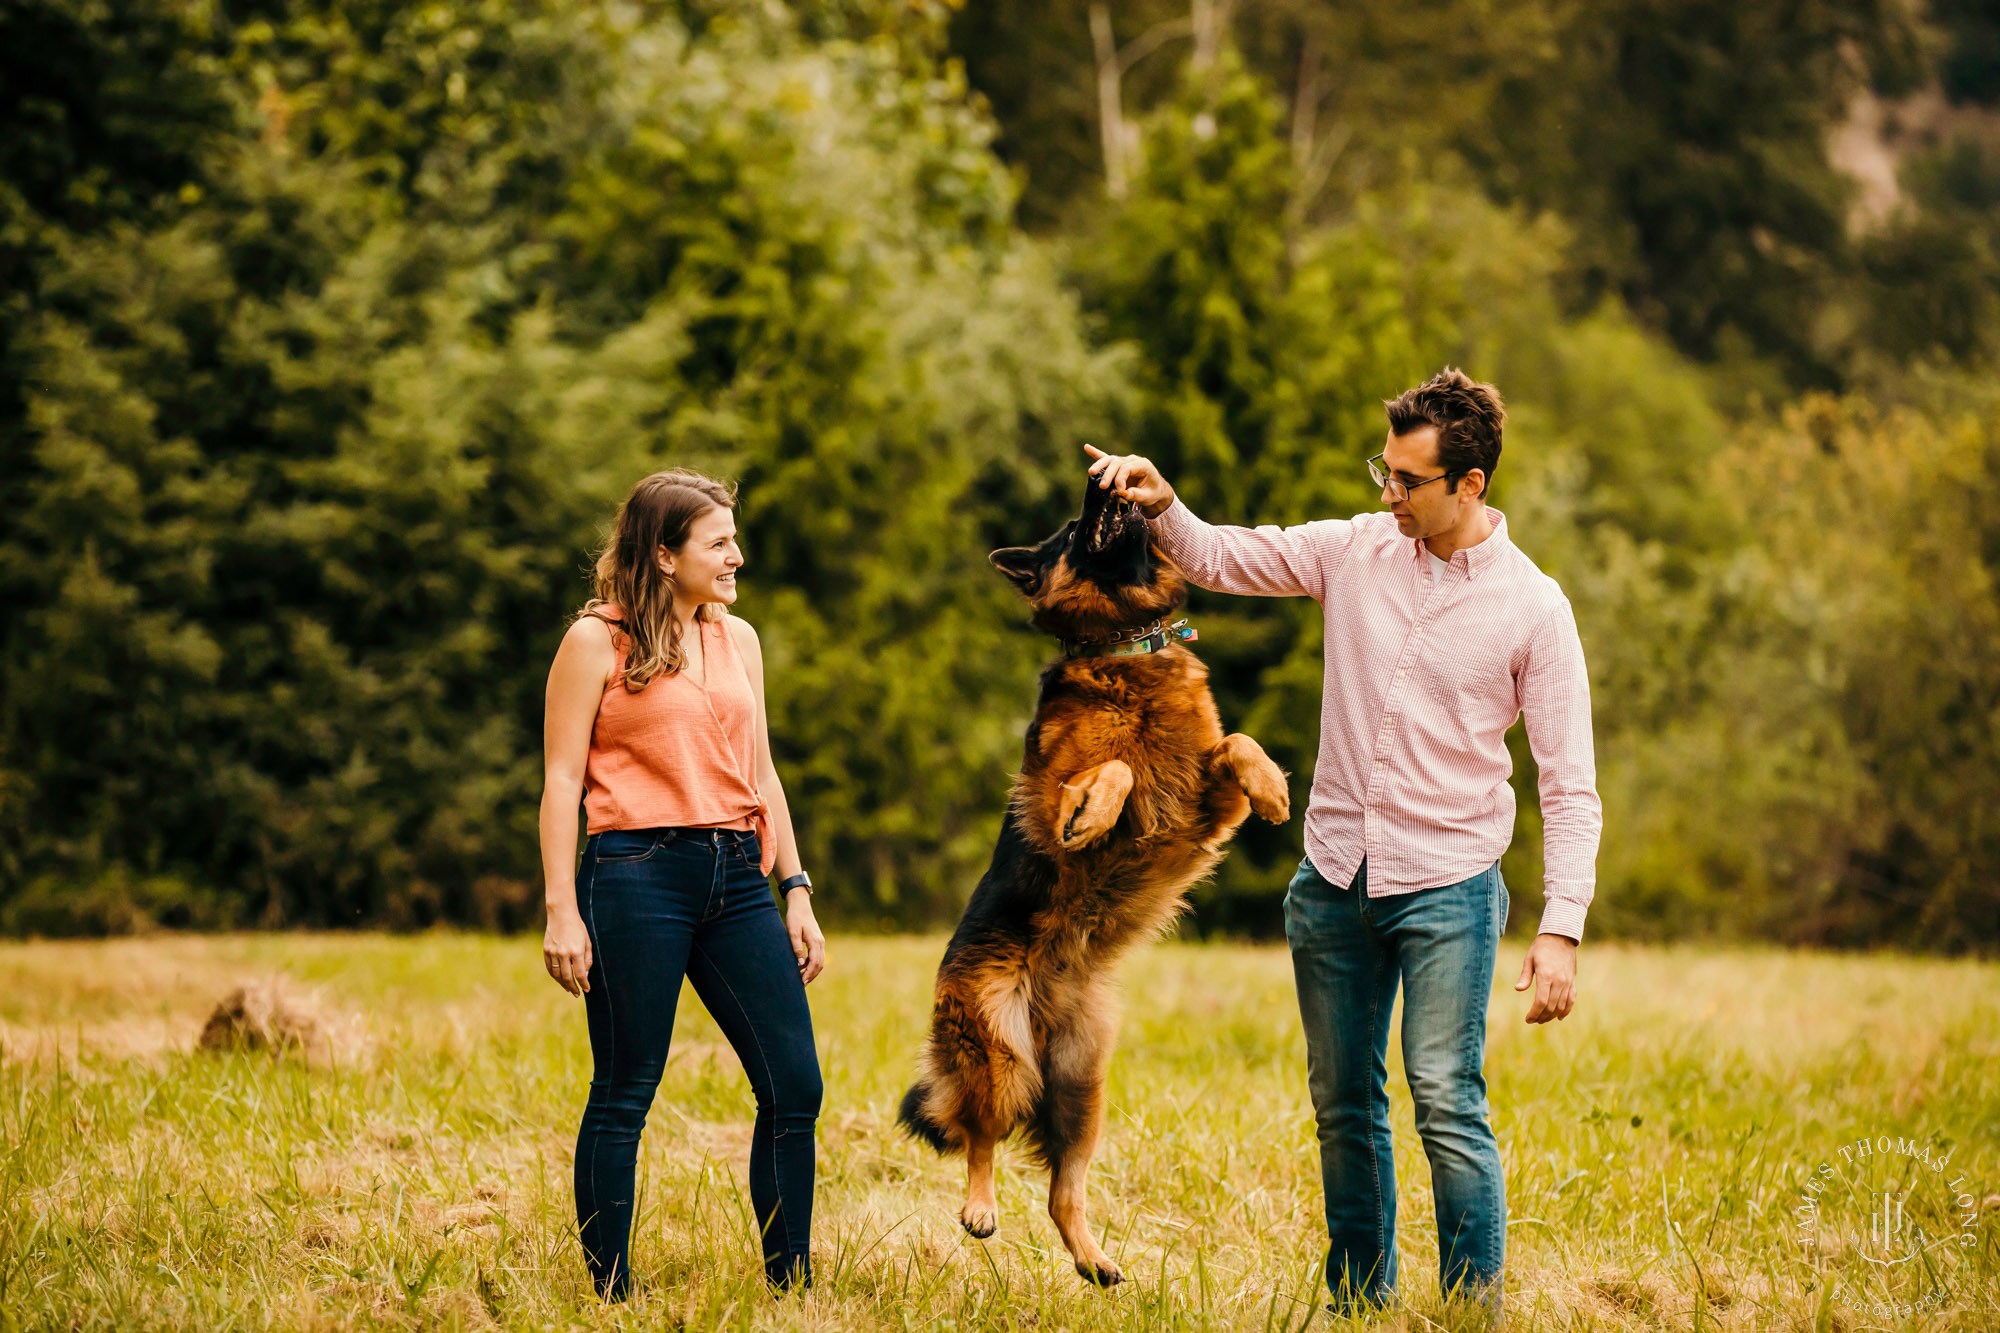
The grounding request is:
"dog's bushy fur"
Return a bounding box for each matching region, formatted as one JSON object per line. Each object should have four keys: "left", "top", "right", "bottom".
{"left": 898, "top": 474, "right": 1290, "bottom": 1285}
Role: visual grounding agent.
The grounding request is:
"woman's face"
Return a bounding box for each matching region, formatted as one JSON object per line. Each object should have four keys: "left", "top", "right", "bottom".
{"left": 660, "top": 505, "right": 743, "bottom": 606}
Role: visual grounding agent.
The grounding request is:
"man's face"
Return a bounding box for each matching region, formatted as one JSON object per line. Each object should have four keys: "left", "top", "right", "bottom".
{"left": 1380, "top": 425, "right": 1474, "bottom": 539}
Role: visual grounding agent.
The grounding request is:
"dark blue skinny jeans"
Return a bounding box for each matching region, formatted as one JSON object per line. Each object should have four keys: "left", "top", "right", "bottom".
{"left": 1285, "top": 855, "right": 1508, "bottom": 1321}
{"left": 573, "top": 826, "right": 821, "bottom": 1298}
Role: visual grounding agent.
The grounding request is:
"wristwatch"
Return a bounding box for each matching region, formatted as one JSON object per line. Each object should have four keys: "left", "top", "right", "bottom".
{"left": 778, "top": 871, "right": 813, "bottom": 896}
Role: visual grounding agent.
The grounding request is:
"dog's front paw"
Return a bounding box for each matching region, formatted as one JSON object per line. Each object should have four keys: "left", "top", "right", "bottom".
{"left": 1222, "top": 734, "right": 1291, "bottom": 823}
{"left": 1056, "top": 760, "right": 1133, "bottom": 849}
{"left": 1059, "top": 793, "right": 1115, "bottom": 848}
{"left": 1245, "top": 768, "right": 1290, "bottom": 824}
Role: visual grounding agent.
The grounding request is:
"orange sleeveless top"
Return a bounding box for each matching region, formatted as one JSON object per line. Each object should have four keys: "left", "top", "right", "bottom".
{"left": 582, "top": 606, "right": 775, "bottom": 875}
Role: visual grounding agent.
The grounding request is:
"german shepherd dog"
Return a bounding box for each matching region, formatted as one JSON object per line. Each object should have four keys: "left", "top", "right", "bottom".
{"left": 897, "top": 472, "right": 1291, "bottom": 1285}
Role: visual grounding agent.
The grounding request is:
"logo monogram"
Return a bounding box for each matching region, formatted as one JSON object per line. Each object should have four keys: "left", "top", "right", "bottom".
{"left": 1789, "top": 1130, "right": 1984, "bottom": 1316}
{"left": 1864, "top": 1190, "right": 1911, "bottom": 1264}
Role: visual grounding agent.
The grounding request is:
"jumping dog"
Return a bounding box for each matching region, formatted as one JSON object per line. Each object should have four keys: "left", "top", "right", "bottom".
{"left": 898, "top": 471, "right": 1290, "bottom": 1284}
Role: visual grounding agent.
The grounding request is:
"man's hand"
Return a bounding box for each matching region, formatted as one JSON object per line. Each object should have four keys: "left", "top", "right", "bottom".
{"left": 1085, "top": 445, "right": 1176, "bottom": 519}
{"left": 1514, "top": 933, "right": 1577, "bottom": 1023}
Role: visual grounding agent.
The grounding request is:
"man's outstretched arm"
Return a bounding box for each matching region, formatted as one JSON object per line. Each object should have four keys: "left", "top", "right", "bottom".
{"left": 1085, "top": 446, "right": 1351, "bottom": 600}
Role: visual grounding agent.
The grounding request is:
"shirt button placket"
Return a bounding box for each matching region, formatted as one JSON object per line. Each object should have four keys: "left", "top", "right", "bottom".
{"left": 1366, "top": 707, "right": 1398, "bottom": 867}
{"left": 1368, "top": 602, "right": 1435, "bottom": 884}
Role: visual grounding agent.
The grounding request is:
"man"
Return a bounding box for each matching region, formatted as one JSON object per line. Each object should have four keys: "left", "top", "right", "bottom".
{"left": 1086, "top": 367, "right": 1600, "bottom": 1322}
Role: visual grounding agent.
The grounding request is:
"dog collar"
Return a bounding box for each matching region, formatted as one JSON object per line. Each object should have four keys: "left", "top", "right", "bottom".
{"left": 1061, "top": 617, "right": 1198, "bottom": 660}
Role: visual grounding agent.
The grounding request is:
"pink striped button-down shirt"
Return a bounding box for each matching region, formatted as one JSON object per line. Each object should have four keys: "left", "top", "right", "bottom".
{"left": 1153, "top": 498, "right": 1602, "bottom": 941}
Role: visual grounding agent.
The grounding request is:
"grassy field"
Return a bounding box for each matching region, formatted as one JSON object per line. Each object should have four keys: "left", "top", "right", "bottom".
{"left": 2, "top": 933, "right": 1997, "bottom": 1331}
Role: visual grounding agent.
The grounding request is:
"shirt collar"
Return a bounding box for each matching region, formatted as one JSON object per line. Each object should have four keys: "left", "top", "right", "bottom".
{"left": 1411, "top": 507, "right": 1509, "bottom": 581}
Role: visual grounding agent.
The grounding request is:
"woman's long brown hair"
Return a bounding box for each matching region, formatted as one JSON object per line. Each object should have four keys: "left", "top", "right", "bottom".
{"left": 582, "top": 469, "right": 737, "bottom": 691}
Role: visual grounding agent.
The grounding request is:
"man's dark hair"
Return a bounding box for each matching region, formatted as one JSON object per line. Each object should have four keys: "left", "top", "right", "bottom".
{"left": 1383, "top": 367, "right": 1505, "bottom": 497}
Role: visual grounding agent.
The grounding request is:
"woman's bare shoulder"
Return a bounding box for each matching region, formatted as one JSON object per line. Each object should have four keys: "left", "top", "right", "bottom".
{"left": 560, "top": 612, "right": 619, "bottom": 666}
{"left": 567, "top": 613, "right": 617, "bottom": 643}
{"left": 723, "top": 614, "right": 764, "bottom": 674}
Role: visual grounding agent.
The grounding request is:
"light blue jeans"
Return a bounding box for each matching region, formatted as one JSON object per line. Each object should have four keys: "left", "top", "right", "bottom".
{"left": 1284, "top": 855, "right": 1508, "bottom": 1319}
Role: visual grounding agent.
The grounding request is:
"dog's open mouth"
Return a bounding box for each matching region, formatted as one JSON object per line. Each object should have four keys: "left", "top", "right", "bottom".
{"left": 1082, "top": 496, "right": 1137, "bottom": 555}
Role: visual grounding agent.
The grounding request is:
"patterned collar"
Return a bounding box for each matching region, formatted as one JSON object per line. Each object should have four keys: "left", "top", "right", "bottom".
{"left": 1407, "top": 507, "right": 1509, "bottom": 581}
{"left": 1060, "top": 617, "right": 1198, "bottom": 660}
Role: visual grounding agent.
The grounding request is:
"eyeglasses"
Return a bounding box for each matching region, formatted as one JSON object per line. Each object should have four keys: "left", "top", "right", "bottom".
{"left": 1368, "top": 453, "right": 1454, "bottom": 501}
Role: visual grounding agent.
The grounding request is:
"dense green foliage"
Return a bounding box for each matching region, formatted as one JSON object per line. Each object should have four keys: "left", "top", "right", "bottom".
{"left": 0, "top": 0, "right": 1112, "bottom": 930}
{"left": 952, "top": 0, "right": 1997, "bottom": 384}
{"left": 2, "top": 0, "right": 1997, "bottom": 947}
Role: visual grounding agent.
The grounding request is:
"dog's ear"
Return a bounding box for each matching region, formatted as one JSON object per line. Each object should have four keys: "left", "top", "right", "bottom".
{"left": 989, "top": 546, "right": 1044, "bottom": 592}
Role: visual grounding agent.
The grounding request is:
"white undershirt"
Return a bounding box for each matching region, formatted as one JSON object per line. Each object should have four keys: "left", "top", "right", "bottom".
{"left": 1420, "top": 546, "right": 1451, "bottom": 604}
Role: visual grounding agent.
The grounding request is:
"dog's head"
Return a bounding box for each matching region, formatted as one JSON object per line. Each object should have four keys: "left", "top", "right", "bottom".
{"left": 989, "top": 472, "right": 1187, "bottom": 641}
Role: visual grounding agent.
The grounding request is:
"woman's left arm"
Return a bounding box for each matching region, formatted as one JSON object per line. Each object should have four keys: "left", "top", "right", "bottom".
{"left": 730, "top": 616, "right": 825, "bottom": 983}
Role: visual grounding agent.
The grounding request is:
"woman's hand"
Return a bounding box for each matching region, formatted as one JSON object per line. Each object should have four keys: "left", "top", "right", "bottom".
{"left": 543, "top": 905, "right": 593, "bottom": 996}
{"left": 786, "top": 890, "right": 826, "bottom": 984}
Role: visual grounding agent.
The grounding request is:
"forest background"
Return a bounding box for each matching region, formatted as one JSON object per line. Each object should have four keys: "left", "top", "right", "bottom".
{"left": 2, "top": 0, "right": 1997, "bottom": 950}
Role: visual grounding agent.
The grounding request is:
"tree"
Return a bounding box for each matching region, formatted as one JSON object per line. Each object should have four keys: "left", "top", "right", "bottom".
{"left": 0, "top": 0, "right": 1119, "bottom": 931}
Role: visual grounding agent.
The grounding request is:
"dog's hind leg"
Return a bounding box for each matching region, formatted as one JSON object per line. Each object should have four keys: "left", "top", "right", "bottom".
{"left": 1048, "top": 1094, "right": 1120, "bottom": 1284}
{"left": 1039, "top": 1012, "right": 1122, "bottom": 1285}
{"left": 960, "top": 1132, "right": 1000, "bottom": 1238}
{"left": 957, "top": 965, "right": 1039, "bottom": 1239}
{"left": 1056, "top": 760, "right": 1134, "bottom": 849}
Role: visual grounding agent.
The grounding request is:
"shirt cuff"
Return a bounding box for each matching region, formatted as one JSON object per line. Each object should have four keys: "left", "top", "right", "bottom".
{"left": 1148, "top": 496, "right": 1202, "bottom": 558}
{"left": 1537, "top": 895, "right": 1588, "bottom": 944}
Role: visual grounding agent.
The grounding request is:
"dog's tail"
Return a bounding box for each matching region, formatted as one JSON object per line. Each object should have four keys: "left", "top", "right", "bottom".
{"left": 897, "top": 1078, "right": 959, "bottom": 1155}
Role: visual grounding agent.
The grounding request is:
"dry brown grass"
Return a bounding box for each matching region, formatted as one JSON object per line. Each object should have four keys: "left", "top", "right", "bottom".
{"left": 0, "top": 934, "right": 1994, "bottom": 1331}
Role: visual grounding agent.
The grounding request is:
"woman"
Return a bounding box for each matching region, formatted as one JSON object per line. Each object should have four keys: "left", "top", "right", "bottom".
{"left": 539, "top": 469, "right": 826, "bottom": 1300}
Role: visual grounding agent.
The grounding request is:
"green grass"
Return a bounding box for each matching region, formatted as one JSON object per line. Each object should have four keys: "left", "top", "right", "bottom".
{"left": 2, "top": 933, "right": 1997, "bottom": 1330}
